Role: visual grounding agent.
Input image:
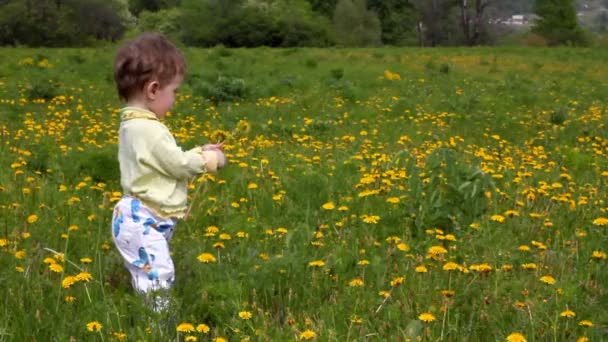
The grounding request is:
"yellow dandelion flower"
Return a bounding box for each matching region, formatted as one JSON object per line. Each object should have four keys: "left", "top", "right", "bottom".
{"left": 390, "top": 277, "right": 405, "bottom": 286}
{"left": 300, "top": 329, "right": 316, "bottom": 340}
{"left": 397, "top": 242, "right": 409, "bottom": 251}
{"left": 62, "top": 276, "right": 77, "bottom": 288}
{"left": 415, "top": 265, "right": 428, "bottom": 273}
{"left": 428, "top": 245, "right": 448, "bottom": 256}
{"left": 49, "top": 263, "right": 64, "bottom": 273}
{"left": 540, "top": 275, "right": 556, "bottom": 285}
{"left": 321, "top": 202, "right": 335, "bottom": 210}
{"left": 65, "top": 296, "right": 75, "bottom": 303}
{"left": 14, "top": 250, "right": 25, "bottom": 259}
{"left": 521, "top": 263, "right": 537, "bottom": 270}
{"left": 506, "top": 332, "right": 527, "bottom": 342}
{"left": 378, "top": 290, "right": 391, "bottom": 297}
{"left": 348, "top": 278, "right": 364, "bottom": 287}
{"left": 239, "top": 311, "right": 252, "bottom": 320}
{"left": 213, "top": 242, "right": 224, "bottom": 249}
{"left": 43, "top": 257, "right": 56, "bottom": 264}
{"left": 469, "top": 263, "right": 493, "bottom": 273}
{"left": 579, "top": 320, "right": 593, "bottom": 327}
{"left": 592, "top": 217, "right": 608, "bottom": 226}
{"left": 27, "top": 214, "right": 38, "bottom": 224}
{"left": 518, "top": 245, "right": 531, "bottom": 251}
{"left": 361, "top": 215, "right": 380, "bottom": 224}
{"left": 443, "top": 262, "right": 461, "bottom": 271}
{"left": 176, "top": 323, "right": 195, "bottom": 333}
{"left": 80, "top": 257, "right": 93, "bottom": 264}
{"left": 214, "top": 337, "right": 227, "bottom": 342}
{"left": 197, "top": 253, "right": 217, "bottom": 263}
{"left": 357, "top": 259, "right": 370, "bottom": 266}
{"left": 196, "top": 323, "right": 210, "bottom": 333}
{"left": 560, "top": 309, "right": 576, "bottom": 318}
{"left": 185, "top": 336, "right": 197, "bottom": 342}
{"left": 0, "top": 238, "right": 8, "bottom": 247}
{"left": 592, "top": 250, "right": 607, "bottom": 259}
{"left": 418, "top": 312, "right": 436, "bottom": 323}
{"left": 386, "top": 197, "right": 400, "bottom": 204}
{"left": 441, "top": 290, "right": 455, "bottom": 297}
{"left": 490, "top": 215, "right": 505, "bottom": 223}
{"left": 247, "top": 183, "right": 258, "bottom": 189}
{"left": 15, "top": 266, "right": 24, "bottom": 273}
{"left": 219, "top": 233, "right": 231, "bottom": 240}
{"left": 76, "top": 272, "right": 93, "bottom": 282}
{"left": 576, "top": 337, "right": 589, "bottom": 342}
{"left": 308, "top": 260, "right": 325, "bottom": 267}
{"left": 86, "top": 321, "right": 102, "bottom": 332}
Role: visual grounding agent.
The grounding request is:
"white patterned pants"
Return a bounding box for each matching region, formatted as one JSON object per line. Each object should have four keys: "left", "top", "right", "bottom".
{"left": 111, "top": 197, "right": 177, "bottom": 293}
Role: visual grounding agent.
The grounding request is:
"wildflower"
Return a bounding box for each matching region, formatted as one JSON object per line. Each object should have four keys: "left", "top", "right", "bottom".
{"left": 397, "top": 243, "right": 409, "bottom": 251}
{"left": 415, "top": 265, "right": 428, "bottom": 273}
{"left": 26, "top": 214, "right": 38, "bottom": 224}
{"left": 0, "top": 238, "right": 8, "bottom": 247}
{"left": 418, "top": 313, "right": 436, "bottom": 323}
{"left": 441, "top": 290, "right": 455, "bottom": 297}
{"left": 540, "top": 275, "right": 556, "bottom": 285}
{"left": 506, "top": 332, "right": 527, "bottom": 342}
{"left": 76, "top": 272, "right": 93, "bottom": 282}
{"left": 196, "top": 324, "right": 210, "bottom": 333}
{"left": 214, "top": 337, "right": 227, "bottom": 342}
{"left": 490, "top": 215, "right": 505, "bottom": 223}
{"left": 579, "top": 320, "right": 593, "bottom": 327}
{"left": 379, "top": 290, "right": 391, "bottom": 297}
{"left": 49, "top": 263, "right": 63, "bottom": 273}
{"left": 592, "top": 217, "right": 608, "bottom": 226}
{"left": 390, "top": 277, "right": 405, "bottom": 286}
{"left": 80, "top": 257, "right": 92, "bottom": 263}
{"left": 197, "top": 253, "right": 217, "bottom": 263}
{"left": 521, "top": 263, "right": 537, "bottom": 270}
{"left": 65, "top": 296, "right": 75, "bottom": 303}
{"left": 219, "top": 233, "right": 231, "bottom": 240}
{"left": 386, "top": 197, "right": 400, "bottom": 204}
{"left": 308, "top": 260, "right": 325, "bottom": 267}
{"left": 185, "top": 337, "right": 197, "bottom": 342}
{"left": 321, "top": 202, "right": 335, "bottom": 210}
{"left": 348, "top": 278, "right": 364, "bottom": 287}
{"left": 469, "top": 263, "right": 493, "bottom": 273}
{"left": 14, "top": 250, "right": 25, "bottom": 259}
{"left": 247, "top": 183, "right": 258, "bottom": 189}
{"left": 361, "top": 215, "right": 380, "bottom": 224}
{"left": 443, "top": 262, "right": 461, "bottom": 271}
{"left": 350, "top": 315, "right": 363, "bottom": 324}
{"left": 518, "top": 245, "right": 530, "bottom": 251}
{"left": 213, "top": 242, "right": 224, "bottom": 249}
{"left": 86, "top": 321, "right": 102, "bottom": 332}
{"left": 357, "top": 259, "right": 369, "bottom": 266}
{"left": 15, "top": 266, "right": 24, "bottom": 273}
{"left": 176, "top": 323, "right": 195, "bottom": 333}
{"left": 239, "top": 311, "right": 252, "bottom": 320}
{"left": 300, "top": 329, "right": 316, "bottom": 340}
{"left": 577, "top": 337, "right": 589, "bottom": 342}
{"left": 592, "top": 250, "right": 607, "bottom": 260}
{"left": 62, "top": 276, "right": 77, "bottom": 288}
{"left": 560, "top": 309, "right": 576, "bottom": 318}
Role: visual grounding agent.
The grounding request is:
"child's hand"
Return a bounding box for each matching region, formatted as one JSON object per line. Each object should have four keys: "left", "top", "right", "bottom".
{"left": 202, "top": 143, "right": 223, "bottom": 151}
{"left": 216, "top": 150, "right": 227, "bottom": 169}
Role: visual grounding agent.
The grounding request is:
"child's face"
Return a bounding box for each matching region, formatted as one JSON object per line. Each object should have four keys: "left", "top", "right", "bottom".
{"left": 148, "top": 75, "right": 182, "bottom": 119}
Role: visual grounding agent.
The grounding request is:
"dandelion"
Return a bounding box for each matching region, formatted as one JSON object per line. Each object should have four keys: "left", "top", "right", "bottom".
{"left": 65, "top": 296, "right": 75, "bottom": 303}
{"left": 441, "top": 290, "right": 455, "bottom": 297}
{"left": 321, "top": 202, "right": 335, "bottom": 210}
{"left": 80, "top": 257, "right": 92, "bottom": 263}
{"left": 185, "top": 336, "right": 197, "bottom": 342}
{"left": 415, "top": 265, "right": 428, "bottom": 273}
{"left": 579, "top": 320, "right": 593, "bottom": 327}
{"left": 247, "top": 183, "right": 258, "bottom": 189}
{"left": 540, "top": 275, "right": 556, "bottom": 285}
{"left": 591, "top": 250, "right": 607, "bottom": 259}
{"left": 76, "top": 272, "right": 93, "bottom": 282}
{"left": 490, "top": 214, "right": 505, "bottom": 223}
{"left": 49, "top": 263, "right": 64, "bottom": 273}
{"left": 239, "top": 311, "right": 252, "bottom": 320}
{"left": 62, "top": 276, "right": 77, "bottom": 288}
{"left": 506, "top": 332, "right": 527, "bottom": 342}
{"left": 443, "top": 262, "right": 461, "bottom": 271}
{"left": 214, "top": 337, "right": 227, "bottom": 342}
{"left": 592, "top": 217, "right": 608, "bottom": 226}
{"left": 308, "top": 260, "right": 325, "bottom": 267}
{"left": 176, "top": 323, "right": 195, "bottom": 333}
{"left": 300, "top": 329, "right": 316, "bottom": 340}
{"left": 390, "top": 277, "right": 405, "bottom": 286}
{"left": 469, "top": 263, "right": 493, "bottom": 273}
{"left": 26, "top": 214, "right": 38, "bottom": 224}
{"left": 197, "top": 253, "right": 217, "bottom": 263}
{"left": 14, "top": 250, "right": 25, "bottom": 259}
{"left": 418, "top": 313, "right": 436, "bottom": 323}
{"left": 560, "top": 309, "right": 576, "bottom": 318}
{"left": 521, "top": 263, "right": 537, "bottom": 270}
{"left": 348, "top": 278, "right": 364, "bottom": 287}
{"left": 361, "top": 215, "right": 380, "bottom": 224}
{"left": 0, "top": 238, "right": 8, "bottom": 247}
{"left": 397, "top": 243, "right": 409, "bottom": 251}
{"left": 386, "top": 197, "right": 400, "bottom": 204}
{"left": 196, "top": 324, "right": 210, "bottom": 333}
{"left": 576, "top": 337, "right": 589, "bottom": 342}
{"left": 86, "top": 321, "right": 102, "bottom": 332}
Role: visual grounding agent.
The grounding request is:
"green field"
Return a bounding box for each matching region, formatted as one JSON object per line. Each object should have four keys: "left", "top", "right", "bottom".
{"left": 1, "top": 47, "right": 607, "bottom": 341}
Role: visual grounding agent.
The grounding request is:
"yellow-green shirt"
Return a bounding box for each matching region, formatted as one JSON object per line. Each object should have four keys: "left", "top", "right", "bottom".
{"left": 118, "top": 106, "right": 219, "bottom": 218}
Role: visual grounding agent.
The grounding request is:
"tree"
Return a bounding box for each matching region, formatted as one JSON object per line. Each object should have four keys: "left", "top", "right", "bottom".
{"left": 459, "top": 0, "right": 493, "bottom": 45}
{"left": 332, "top": 0, "right": 381, "bottom": 46}
{"left": 533, "top": 0, "right": 589, "bottom": 46}
{"left": 367, "top": 0, "right": 417, "bottom": 45}
{"left": 411, "top": 0, "right": 460, "bottom": 46}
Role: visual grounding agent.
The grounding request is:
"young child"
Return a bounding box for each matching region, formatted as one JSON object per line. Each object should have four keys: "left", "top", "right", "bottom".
{"left": 110, "top": 32, "right": 225, "bottom": 309}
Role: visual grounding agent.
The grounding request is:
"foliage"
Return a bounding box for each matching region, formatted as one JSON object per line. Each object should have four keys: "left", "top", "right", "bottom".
{"left": 533, "top": 0, "right": 590, "bottom": 46}
{"left": 332, "top": 0, "right": 382, "bottom": 46}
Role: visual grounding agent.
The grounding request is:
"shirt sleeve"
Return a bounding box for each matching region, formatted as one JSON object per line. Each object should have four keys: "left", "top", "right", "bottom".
{"left": 146, "top": 130, "right": 210, "bottom": 180}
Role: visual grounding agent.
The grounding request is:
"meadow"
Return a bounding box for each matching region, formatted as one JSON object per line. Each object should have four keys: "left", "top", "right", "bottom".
{"left": 0, "top": 46, "right": 607, "bottom": 341}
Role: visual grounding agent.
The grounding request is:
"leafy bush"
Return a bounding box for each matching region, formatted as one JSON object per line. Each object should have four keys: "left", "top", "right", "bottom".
{"left": 407, "top": 148, "right": 496, "bottom": 233}
{"left": 193, "top": 76, "right": 249, "bottom": 104}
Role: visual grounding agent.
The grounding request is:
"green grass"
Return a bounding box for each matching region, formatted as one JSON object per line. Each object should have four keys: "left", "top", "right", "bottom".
{"left": 0, "top": 46, "right": 607, "bottom": 341}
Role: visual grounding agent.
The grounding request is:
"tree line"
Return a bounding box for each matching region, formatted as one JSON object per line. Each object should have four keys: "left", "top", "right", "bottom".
{"left": 0, "top": 0, "right": 601, "bottom": 47}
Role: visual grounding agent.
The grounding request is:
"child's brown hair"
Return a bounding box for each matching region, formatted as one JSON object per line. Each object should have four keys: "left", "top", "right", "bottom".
{"left": 114, "top": 32, "right": 186, "bottom": 101}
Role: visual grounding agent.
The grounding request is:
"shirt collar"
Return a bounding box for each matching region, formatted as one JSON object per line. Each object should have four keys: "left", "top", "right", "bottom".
{"left": 120, "top": 106, "right": 159, "bottom": 121}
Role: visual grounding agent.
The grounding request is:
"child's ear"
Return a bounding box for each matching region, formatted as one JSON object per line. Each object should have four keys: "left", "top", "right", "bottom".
{"left": 145, "top": 81, "right": 160, "bottom": 100}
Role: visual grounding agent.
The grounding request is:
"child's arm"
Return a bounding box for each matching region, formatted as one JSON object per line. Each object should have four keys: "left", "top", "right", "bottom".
{"left": 146, "top": 131, "right": 223, "bottom": 180}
